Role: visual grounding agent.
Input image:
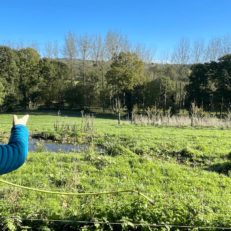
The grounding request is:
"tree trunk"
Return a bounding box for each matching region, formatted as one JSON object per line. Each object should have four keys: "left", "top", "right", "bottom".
{"left": 71, "top": 59, "right": 74, "bottom": 86}
{"left": 101, "top": 61, "right": 104, "bottom": 89}
{"left": 83, "top": 55, "right": 85, "bottom": 85}
{"left": 191, "top": 116, "right": 194, "bottom": 127}
{"left": 220, "top": 97, "right": 223, "bottom": 118}
{"left": 164, "top": 77, "right": 167, "bottom": 115}
{"left": 175, "top": 81, "right": 178, "bottom": 105}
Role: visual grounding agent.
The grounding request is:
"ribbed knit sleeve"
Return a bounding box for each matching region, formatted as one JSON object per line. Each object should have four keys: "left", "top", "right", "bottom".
{"left": 0, "top": 125, "right": 29, "bottom": 175}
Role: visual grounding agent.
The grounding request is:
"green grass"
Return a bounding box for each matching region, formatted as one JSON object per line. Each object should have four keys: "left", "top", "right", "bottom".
{"left": 1, "top": 111, "right": 231, "bottom": 230}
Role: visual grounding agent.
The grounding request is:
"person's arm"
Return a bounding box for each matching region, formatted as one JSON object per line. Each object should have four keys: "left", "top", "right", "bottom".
{"left": 0, "top": 115, "right": 29, "bottom": 175}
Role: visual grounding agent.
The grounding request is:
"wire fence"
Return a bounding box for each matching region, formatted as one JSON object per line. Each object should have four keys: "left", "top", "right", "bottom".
{"left": 2, "top": 217, "right": 231, "bottom": 230}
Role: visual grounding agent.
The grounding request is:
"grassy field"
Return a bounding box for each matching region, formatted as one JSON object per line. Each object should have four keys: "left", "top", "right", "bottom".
{"left": 1, "top": 111, "right": 231, "bottom": 230}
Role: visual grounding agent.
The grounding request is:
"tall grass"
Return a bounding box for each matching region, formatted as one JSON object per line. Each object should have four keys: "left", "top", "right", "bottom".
{"left": 127, "top": 104, "right": 231, "bottom": 127}
{"left": 80, "top": 110, "right": 95, "bottom": 133}
{"left": 54, "top": 119, "right": 78, "bottom": 132}
{"left": 132, "top": 114, "right": 231, "bottom": 127}
{"left": 53, "top": 110, "right": 95, "bottom": 133}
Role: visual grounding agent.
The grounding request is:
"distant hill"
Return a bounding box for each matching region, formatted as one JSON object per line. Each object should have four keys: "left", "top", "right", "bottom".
{"left": 57, "top": 58, "right": 192, "bottom": 70}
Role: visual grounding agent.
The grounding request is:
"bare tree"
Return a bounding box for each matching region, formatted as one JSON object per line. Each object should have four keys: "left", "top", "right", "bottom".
{"left": 16, "top": 40, "right": 25, "bottom": 50}
{"left": 62, "top": 31, "right": 78, "bottom": 85}
{"left": 43, "top": 40, "right": 59, "bottom": 59}
{"left": 134, "top": 43, "right": 146, "bottom": 61}
{"left": 171, "top": 37, "right": 191, "bottom": 64}
{"left": 91, "top": 34, "right": 107, "bottom": 88}
{"left": 160, "top": 48, "right": 171, "bottom": 64}
{"left": 159, "top": 49, "right": 171, "bottom": 112}
{"left": 133, "top": 42, "right": 156, "bottom": 64}
{"left": 53, "top": 40, "right": 59, "bottom": 60}
{"left": 105, "top": 30, "right": 131, "bottom": 60}
{"left": 2, "top": 39, "right": 16, "bottom": 49}
{"left": 119, "top": 34, "right": 131, "bottom": 54}
{"left": 76, "top": 34, "right": 93, "bottom": 85}
{"left": 30, "top": 41, "right": 40, "bottom": 54}
{"left": 2, "top": 39, "right": 32, "bottom": 51}
{"left": 3, "top": 39, "right": 40, "bottom": 53}
{"left": 43, "top": 41, "right": 53, "bottom": 58}
{"left": 105, "top": 30, "right": 120, "bottom": 59}
{"left": 191, "top": 37, "right": 206, "bottom": 64}
{"left": 205, "top": 36, "right": 222, "bottom": 62}
{"left": 221, "top": 33, "right": 231, "bottom": 57}
{"left": 91, "top": 34, "right": 101, "bottom": 65}
{"left": 91, "top": 34, "right": 110, "bottom": 112}
{"left": 171, "top": 37, "right": 190, "bottom": 109}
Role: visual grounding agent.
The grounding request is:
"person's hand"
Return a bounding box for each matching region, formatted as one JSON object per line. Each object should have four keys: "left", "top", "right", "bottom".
{"left": 13, "top": 115, "right": 29, "bottom": 126}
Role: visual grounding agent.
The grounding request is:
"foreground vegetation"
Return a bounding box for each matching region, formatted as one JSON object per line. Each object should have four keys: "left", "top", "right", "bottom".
{"left": 1, "top": 111, "right": 231, "bottom": 230}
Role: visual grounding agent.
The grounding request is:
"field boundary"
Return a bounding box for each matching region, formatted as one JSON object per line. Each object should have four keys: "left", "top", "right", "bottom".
{"left": 2, "top": 217, "right": 231, "bottom": 230}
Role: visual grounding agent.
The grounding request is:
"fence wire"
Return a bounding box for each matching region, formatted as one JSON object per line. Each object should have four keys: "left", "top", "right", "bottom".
{"left": 2, "top": 217, "right": 231, "bottom": 230}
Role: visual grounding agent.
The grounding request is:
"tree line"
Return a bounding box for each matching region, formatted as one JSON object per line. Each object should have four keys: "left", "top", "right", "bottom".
{"left": 0, "top": 30, "right": 231, "bottom": 115}
{"left": 0, "top": 44, "right": 185, "bottom": 114}
{"left": 186, "top": 54, "right": 231, "bottom": 116}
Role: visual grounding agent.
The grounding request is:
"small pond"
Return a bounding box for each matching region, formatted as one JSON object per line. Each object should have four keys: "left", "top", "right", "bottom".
{"left": 1, "top": 139, "right": 105, "bottom": 153}
{"left": 29, "top": 139, "right": 105, "bottom": 153}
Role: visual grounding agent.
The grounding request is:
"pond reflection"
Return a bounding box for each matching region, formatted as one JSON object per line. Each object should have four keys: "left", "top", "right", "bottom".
{"left": 29, "top": 139, "right": 104, "bottom": 153}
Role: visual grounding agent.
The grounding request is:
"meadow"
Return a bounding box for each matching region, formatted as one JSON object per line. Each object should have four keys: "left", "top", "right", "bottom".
{"left": 1, "top": 111, "right": 231, "bottom": 230}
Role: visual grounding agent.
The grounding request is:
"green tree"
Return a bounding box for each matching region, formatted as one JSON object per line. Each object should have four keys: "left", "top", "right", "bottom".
{"left": 65, "top": 83, "right": 98, "bottom": 110}
{"left": 106, "top": 52, "right": 146, "bottom": 92}
{"left": 54, "top": 60, "right": 71, "bottom": 102}
{"left": 144, "top": 76, "right": 175, "bottom": 109}
{"left": 105, "top": 52, "right": 147, "bottom": 113}
{"left": 185, "top": 55, "right": 231, "bottom": 114}
{"left": 38, "top": 58, "right": 70, "bottom": 108}
{"left": 39, "top": 58, "right": 56, "bottom": 107}
{"left": 147, "top": 64, "right": 161, "bottom": 80}
{"left": 65, "top": 69, "right": 99, "bottom": 109}
{"left": 185, "top": 63, "right": 215, "bottom": 110}
{"left": 17, "top": 48, "right": 41, "bottom": 109}
{"left": 162, "top": 65, "right": 178, "bottom": 81}
{"left": 0, "top": 46, "right": 20, "bottom": 109}
{"left": 0, "top": 83, "right": 5, "bottom": 110}
{"left": 210, "top": 55, "right": 231, "bottom": 115}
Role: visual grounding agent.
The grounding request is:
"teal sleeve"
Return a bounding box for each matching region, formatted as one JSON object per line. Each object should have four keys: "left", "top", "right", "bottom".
{"left": 0, "top": 125, "right": 29, "bottom": 175}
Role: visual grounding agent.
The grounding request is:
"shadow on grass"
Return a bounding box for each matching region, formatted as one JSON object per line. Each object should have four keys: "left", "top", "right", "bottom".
{"left": 206, "top": 152, "right": 231, "bottom": 175}
{"left": 207, "top": 161, "right": 231, "bottom": 175}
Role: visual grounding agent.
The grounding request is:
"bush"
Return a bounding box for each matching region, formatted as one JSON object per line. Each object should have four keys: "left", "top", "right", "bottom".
{"left": 107, "top": 144, "right": 137, "bottom": 157}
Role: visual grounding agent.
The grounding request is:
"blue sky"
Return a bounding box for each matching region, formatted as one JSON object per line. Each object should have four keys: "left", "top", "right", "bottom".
{"left": 1, "top": 0, "right": 231, "bottom": 58}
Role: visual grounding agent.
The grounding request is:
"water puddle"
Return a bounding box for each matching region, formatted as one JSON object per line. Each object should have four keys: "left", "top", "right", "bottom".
{"left": 1, "top": 139, "right": 105, "bottom": 153}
